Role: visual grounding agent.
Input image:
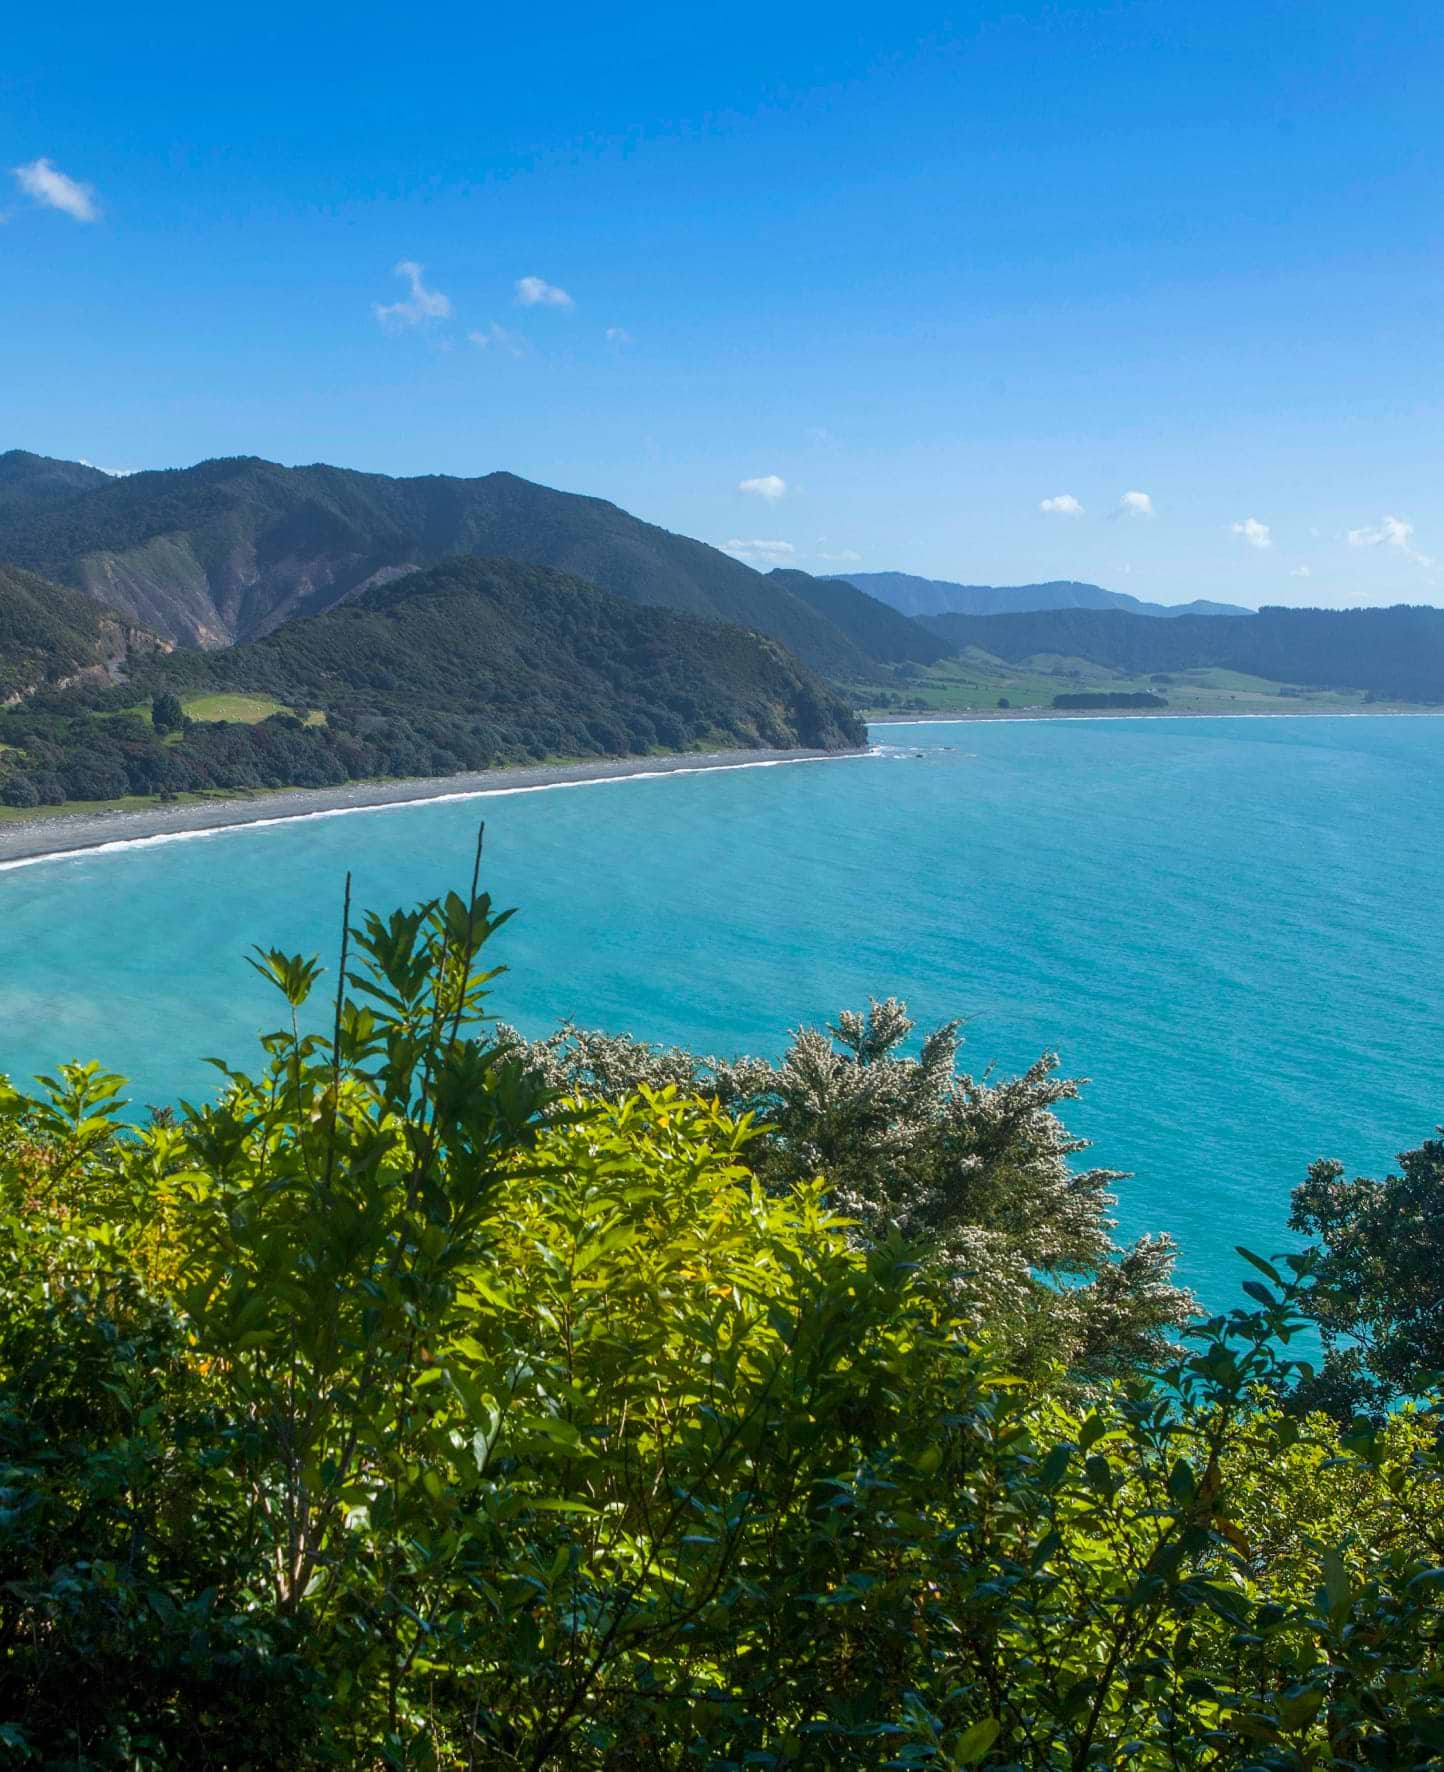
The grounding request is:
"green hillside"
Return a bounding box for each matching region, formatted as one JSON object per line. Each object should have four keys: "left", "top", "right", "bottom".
{"left": 0, "top": 450, "right": 111, "bottom": 520}
{"left": 0, "top": 556, "right": 863, "bottom": 809}
{"left": 766, "top": 568, "right": 949, "bottom": 663}
{"left": 0, "top": 452, "right": 874, "bottom": 677}
{"left": 0, "top": 560, "right": 163, "bottom": 703}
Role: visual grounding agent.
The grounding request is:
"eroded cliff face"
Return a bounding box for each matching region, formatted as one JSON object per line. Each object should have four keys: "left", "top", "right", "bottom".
{"left": 74, "top": 535, "right": 423, "bottom": 648}
{"left": 1, "top": 616, "right": 171, "bottom": 707}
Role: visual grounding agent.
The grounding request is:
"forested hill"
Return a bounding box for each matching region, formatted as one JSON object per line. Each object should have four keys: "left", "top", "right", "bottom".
{"left": 923, "top": 604, "right": 1444, "bottom": 702}
{"left": 0, "top": 557, "right": 863, "bottom": 809}
{"left": 765, "top": 569, "right": 949, "bottom": 664}
{"left": 849, "top": 570, "right": 1250, "bottom": 620}
{"left": 0, "top": 451, "right": 112, "bottom": 519}
{"left": 0, "top": 451, "right": 872, "bottom": 678}
{"left": 0, "top": 561, "right": 166, "bottom": 703}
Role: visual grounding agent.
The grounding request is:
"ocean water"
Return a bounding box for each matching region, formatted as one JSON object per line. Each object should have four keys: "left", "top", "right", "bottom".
{"left": 2, "top": 716, "right": 1440, "bottom": 1307}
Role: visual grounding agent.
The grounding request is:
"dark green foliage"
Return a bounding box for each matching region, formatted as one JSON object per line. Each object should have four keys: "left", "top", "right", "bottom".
{"left": 924, "top": 605, "right": 1444, "bottom": 702}
{"left": 150, "top": 690, "right": 184, "bottom": 733}
{"left": 767, "top": 567, "right": 950, "bottom": 663}
{"left": 0, "top": 561, "right": 155, "bottom": 700}
{"left": 1289, "top": 1135, "right": 1444, "bottom": 1416}
{"left": 1053, "top": 690, "right": 1168, "bottom": 709}
{"left": 0, "top": 452, "right": 872, "bottom": 674}
{"left": 0, "top": 449, "right": 111, "bottom": 518}
{"left": 0, "top": 558, "right": 863, "bottom": 806}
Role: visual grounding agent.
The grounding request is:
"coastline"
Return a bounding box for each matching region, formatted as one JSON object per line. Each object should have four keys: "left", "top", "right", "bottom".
{"left": 0, "top": 746, "right": 864, "bottom": 869}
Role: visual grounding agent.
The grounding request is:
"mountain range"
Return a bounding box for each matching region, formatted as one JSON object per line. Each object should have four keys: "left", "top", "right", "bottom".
{"left": 0, "top": 451, "right": 880, "bottom": 678}
{"left": 844, "top": 571, "right": 1250, "bottom": 621}
{"left": 922, "top": 606, "right": 1444, "bottom": 705}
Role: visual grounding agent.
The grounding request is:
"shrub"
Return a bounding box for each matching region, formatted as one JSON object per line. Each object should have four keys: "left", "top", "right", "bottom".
{"left": 2, "top": 860, "right": 1441, "bottom": 1766}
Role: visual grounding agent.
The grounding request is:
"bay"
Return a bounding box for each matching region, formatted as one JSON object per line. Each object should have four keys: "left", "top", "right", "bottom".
{"left": 2, "top": 715, "right": 1440, "bottom": 1305}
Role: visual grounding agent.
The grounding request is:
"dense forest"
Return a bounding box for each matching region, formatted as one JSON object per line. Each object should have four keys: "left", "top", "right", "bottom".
{"left": 0, "top": 558, "right": 863, "bottom": 807}
{"left": 2, "top": 871, "right": 1441, "bottom": 1766}
{"left": 0, "top": 450, "right": 876, "bottom": 676}
{"left": 924, "top": 604, "right": 1444, "bottom": 703}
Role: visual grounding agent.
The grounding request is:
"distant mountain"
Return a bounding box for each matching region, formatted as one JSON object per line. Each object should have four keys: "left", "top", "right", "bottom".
{"left": 921, "top": 605, "right": 1444, "bottom": 703}
{"left": 844, "top": 571, "right": 1251, "bottom": 621}
{"left": 765, "top": 569, "right": 950, "bottom": 665}
{"left": 0, "top": 452, "right": 872, "bottom": 678}
{"left": 0, "top": 557, "right": 864, "bottom": 809}
{"left": 0, "top": 560, "right": 166, "bottom": 704}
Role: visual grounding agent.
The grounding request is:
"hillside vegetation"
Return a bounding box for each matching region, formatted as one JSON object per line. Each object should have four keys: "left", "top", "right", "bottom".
{"left": 767, "top": 567, "right": 949, "bottom": 663}
{"left": 0, "top": 451, "right": 877, "bottom": 677}
{"left": 0, "top": 449, "right": 111, "bottom": 519}
{"left": 0, "top": 561, "right": 165, "bottom": 703}
{"left": 0, "top": 556, "right": 862, "bottom": 808}
{"left": 923, "top": 604, "right": 1444, "bottom": 704}
{"left": 3, "top": 873, "right": 1441, "bottom": 1766}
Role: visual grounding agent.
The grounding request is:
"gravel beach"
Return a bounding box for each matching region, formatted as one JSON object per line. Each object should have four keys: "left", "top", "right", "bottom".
{"left": 0, "top": 746, "right": 864, "bottom": 867}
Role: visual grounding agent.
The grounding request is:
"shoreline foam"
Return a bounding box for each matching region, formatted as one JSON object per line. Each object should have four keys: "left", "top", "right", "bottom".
{"left": 0, "top": 747, "right": 865, "bottom": 871}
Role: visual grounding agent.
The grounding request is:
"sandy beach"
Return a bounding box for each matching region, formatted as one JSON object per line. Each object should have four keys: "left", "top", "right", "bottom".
{"left": 0, "top": 746, "right": 864, "bottom": 867}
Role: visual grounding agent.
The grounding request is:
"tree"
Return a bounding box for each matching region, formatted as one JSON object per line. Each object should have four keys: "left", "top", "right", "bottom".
{"left": 0, "top": 774, "right": 38, "bottom": 807}
{"left": 150, "top": 690, "right": 185, "bottom": 733}
{"left": 499, "top": 998, "right": 1194, "bottom": 1376}
{"left": 1290, "top": 1133, "right": 1444, "bottom": 1415}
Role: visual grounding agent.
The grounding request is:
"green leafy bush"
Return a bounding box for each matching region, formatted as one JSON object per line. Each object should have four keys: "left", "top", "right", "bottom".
{"left": 2, "top": 865, "right": 1442, "bottom": 1767}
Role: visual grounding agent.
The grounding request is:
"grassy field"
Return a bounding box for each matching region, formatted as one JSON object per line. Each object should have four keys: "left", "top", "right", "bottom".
{"left": 857, "top": 649, "right": 1423, "bottom": 717}
{"left": 116, "top": 692, "right": 326, "bottom": 727}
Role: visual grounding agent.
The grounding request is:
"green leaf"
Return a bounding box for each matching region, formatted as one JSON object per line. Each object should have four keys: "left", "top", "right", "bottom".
{"left": 953, "top": 1716, "right": 1000, "bottom": 1764}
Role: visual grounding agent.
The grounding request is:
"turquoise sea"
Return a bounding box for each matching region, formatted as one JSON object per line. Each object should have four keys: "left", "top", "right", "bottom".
{"left": 2, "top": 716, "right": 1440, "bottom": 1307}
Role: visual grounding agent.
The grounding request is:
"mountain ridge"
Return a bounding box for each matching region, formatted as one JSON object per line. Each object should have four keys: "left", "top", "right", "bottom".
{"left": 844, "top": 570, "right": 1251, "bottom": 621}
{"left": 921, "top": 605, "right": 1444, "bottom": 703}
{"left": 0, "top": 451, "right": 876, "bottom": 678}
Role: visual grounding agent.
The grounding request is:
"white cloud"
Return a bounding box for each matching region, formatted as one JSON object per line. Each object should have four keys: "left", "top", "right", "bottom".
{"left": 1039, "top": 493, "right": 1084, "bottom": 516}
{"left": 1346, "top": 513, "right": 1434, "bottom": 568}
{"left": 468, "top": 323, "right": 526, "bottom": 358}
{"left": 738, "top": 473, "right": 787, "bottom": 503}
{"left": 78, "top": 458, "right": 135, "bottom": 477}
{"left": 722, "top": 538, "right": 796, "bottom": 566}
{"left": 805, "top": 426, "right": 837, "bottom": 446}
{"left": 1230, "top": 516, "right": 1273, "bottom": 550}
{"left": 1118, "top": 490, "right": 1154, "bottom": 517}
{"left": 816, "top": 547, "right": 863, "bottom": 564}
{"left": 515, "top": 275, "right": 573, "bottom": 308}
{"left": 374, "top": 261, "right": 452, "bottom": 329}
{"left": 12, "top": 157, "right": 100, "bottom": 222}
{"left": 604, "top": 326, "right": 633, "bottom": 345}
{"left": 1289, "top": 565, "right": 1312, "bottom": 578}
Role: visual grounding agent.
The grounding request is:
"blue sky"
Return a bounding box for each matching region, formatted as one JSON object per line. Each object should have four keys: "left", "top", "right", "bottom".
{"left": 3, "top": 0, "right": 1441, "bottom": 607}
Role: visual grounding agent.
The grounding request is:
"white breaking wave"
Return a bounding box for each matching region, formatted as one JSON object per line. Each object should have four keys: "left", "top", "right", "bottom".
{"left": 0, "top": 753, "right": 867, "bottom": 875}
